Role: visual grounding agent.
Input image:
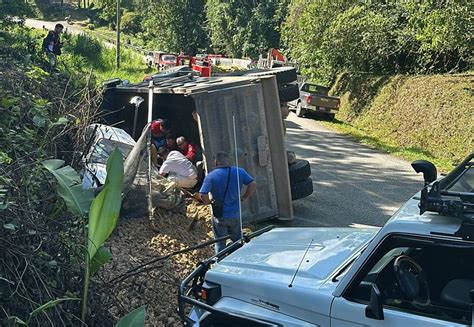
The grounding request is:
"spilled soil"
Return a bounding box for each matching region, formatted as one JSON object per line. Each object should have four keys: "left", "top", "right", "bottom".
{"left": 91, "top": 200, "right": 214, "bottom": 326}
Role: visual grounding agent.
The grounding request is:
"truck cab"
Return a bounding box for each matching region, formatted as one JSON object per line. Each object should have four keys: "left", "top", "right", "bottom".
{"left": 179, "top": 153, "right": 474, "bottom": 327}
{"left": 153, "top": 52, "right": 177, "bottom": 71}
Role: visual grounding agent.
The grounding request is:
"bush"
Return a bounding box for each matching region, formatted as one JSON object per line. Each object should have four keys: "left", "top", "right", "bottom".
{"left": 87, "top": 23, "right": 95, "bottom": 30}
{"left": 0, "top": 25, "right": 100, "bottom": 325}
{"left": 332, "top": 72, "right": 474, "bottom": 164}
{"left": 65, "top": 33, "right": 102, "bottom": 65}
{"left": 282, "top": 1, "right": 473, "bottom": 82}
{"left": 121, "top": 11, "right": 142, "bottom": 35}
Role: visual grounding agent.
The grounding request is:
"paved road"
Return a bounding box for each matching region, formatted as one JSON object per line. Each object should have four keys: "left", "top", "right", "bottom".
{"left": 276, "top": 112, "right": 424, "bottom": 228}
{"left": 25, "top": 19, "right": 115, "bottom": 48}
{"left": 26, "top": 18, "right": 83, "bottom": 35}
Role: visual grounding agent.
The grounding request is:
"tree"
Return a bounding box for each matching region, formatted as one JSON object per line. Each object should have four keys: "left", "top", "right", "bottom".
{"left": 138, "top": 0, "right": 208, "bottom": 54}
{"left": 0, "top": 0, "right": 33, "bottom": 21}
{"left": 206, "top": 0, "right": 289, "bottom": 58}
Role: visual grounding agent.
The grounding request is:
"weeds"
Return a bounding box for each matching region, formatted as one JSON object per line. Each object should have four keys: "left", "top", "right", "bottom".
{"left": 0, "top": 24, "right": 106, "bottom": 325}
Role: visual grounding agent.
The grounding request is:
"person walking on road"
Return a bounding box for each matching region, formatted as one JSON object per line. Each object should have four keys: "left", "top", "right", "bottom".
{"left": 43, "top": 23, "right": 64, "bottom": 68}
{"left": 198, "top": 152, "right": 257, "bottom": 253}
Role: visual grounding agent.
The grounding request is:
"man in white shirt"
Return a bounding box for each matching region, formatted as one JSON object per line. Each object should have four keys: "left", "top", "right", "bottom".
{"left": 158, "top": 147, "right": 198, "bottom": 188}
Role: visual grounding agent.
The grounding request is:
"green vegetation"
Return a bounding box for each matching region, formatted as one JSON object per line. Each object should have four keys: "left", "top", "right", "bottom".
{"left": 0, "top": 13, "right": 144, "bottom": 323}
{"left": 58, "top": 31, "right": 146, "bottom": 83}
{"left": 283, "top": 1, "right": 472, "bottom": 83}
{"left": 325, "top": 72, "right": 474, "bottom": 170}
{"left": 42, "top": 149, "right": 125, "bottom": 321}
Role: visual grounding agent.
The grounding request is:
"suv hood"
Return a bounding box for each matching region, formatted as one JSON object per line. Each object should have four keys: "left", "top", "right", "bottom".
{"left": 208, "top": 227, "right": 377, "bottom": 289}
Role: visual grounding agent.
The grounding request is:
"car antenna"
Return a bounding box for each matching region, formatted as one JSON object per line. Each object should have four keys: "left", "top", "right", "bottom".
{"left": 288, "top": 239, "right": 313, "bottom": 288}
{"left": 232, "top": 114, "right": 243, "bottom": 241}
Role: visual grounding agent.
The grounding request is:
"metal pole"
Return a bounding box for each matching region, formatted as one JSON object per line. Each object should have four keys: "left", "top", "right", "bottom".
{"left": 116, "top": 0, "right": 120, "bottom": 69}
{"left": 232, "top": 115, "right": 243, "bottom": 240}
{"left": 147, "top": 81, "right": 154, "bottom": 220}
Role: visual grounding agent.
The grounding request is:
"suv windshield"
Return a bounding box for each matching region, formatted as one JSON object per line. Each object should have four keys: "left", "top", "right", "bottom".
{"left": 447, "top": 165, "right": 473, "bottom": 193}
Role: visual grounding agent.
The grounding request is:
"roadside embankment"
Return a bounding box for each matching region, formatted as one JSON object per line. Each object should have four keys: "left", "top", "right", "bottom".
{"left": 330, "top": 72, "right": 473, "bottom": 168}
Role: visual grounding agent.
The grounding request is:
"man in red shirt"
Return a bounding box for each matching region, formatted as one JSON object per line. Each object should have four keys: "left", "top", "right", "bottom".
{"left": 176, "top": 136, "right": 197, "bottom": 163}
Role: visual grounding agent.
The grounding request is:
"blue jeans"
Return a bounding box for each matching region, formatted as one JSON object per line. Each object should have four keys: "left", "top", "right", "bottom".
{"left": 212, "top": 216, "right": 241, "bottom": 254}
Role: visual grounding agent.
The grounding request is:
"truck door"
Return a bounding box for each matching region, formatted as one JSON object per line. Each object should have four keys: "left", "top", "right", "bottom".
{"left": 191, "top": 83, "right": 279, "bottom": 223}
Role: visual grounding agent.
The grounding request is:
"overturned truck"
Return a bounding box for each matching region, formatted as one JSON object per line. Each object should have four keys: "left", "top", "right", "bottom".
{"left": 100, "top": 73, "right": 313, "bottom": 223}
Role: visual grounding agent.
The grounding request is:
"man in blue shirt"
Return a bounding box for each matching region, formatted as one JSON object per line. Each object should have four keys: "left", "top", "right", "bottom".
{"left": 199, "top": 152, "right": 257, "bottom": 253}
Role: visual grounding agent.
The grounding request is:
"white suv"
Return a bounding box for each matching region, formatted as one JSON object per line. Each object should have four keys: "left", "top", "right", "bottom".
{"left": 179, "top": 152, "right": 474, "bottom": 327}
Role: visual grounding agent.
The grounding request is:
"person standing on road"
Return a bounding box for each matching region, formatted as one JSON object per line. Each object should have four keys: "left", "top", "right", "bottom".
{"left": 198, "top": 152, "right": 257, "bottom": 253}
{"left": 43, "top": 23, "right": 64, "bottom": 68}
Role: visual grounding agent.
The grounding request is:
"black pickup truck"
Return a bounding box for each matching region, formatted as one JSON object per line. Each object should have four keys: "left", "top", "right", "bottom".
{"left": 288, "top": 83, "right": 340, "bottom": 119}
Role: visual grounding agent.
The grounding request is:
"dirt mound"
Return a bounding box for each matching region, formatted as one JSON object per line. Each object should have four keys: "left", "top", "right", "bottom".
{"left": 91, "top": 200, "right": 213, "bottom": 326}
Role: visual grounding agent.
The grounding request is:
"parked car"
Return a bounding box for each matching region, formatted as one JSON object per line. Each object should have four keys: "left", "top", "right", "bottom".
{"left": 288, "top": 82, "right": 340, "bottom": 119}
{"left": 178, "top": 152, "right": 474, "bottom": 326}
{"left": 101, "top": 69, "right": 312, "bottom": 224}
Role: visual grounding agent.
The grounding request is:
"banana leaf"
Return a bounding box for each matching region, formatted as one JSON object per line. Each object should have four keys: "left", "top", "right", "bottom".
{"left": 42, "top": 159, "right": 94, "bottom": 217}
{"left": 90, "top": 246, "right": 112, "bottom": 274}
{"left": 87, "top": 149, "right": 123, "bottom": 261}
{"left": 115, "top": 305, "right": 146, "bottom": 327}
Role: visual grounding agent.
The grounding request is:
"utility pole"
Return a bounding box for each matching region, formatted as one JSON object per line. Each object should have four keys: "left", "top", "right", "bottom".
{"left": 116, "top": 0, "right": 121, "bottom": 69}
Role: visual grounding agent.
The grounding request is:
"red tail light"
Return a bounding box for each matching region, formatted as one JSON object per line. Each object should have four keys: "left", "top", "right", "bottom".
{"left": 305, "top": 95, "right": 312, "bottom": 103}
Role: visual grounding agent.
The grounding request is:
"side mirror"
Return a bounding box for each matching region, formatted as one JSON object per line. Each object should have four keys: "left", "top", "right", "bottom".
{"left": 411, "top": 160, "right": 437, "bottom": 186}
{"left": 365, "top": 284, "right": 384, "bottom": 320}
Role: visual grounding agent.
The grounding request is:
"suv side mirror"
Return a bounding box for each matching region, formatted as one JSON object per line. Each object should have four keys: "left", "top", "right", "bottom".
{"left": 365, "top": 284, "right": 384, "bottom": 320}
{"left": 411, "top": 160, "right": 437, "bottom": 186}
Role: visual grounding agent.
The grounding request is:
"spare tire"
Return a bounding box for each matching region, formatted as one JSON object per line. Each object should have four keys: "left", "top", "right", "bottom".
{"left": 278, "top": 83, "right": 300, "bottom": 102}
{"left": 291, "top": 177, "right": 313, "bottom": 200}
{"left": 289, "top": 159, "right": 311, "bottom": 183}
{"left": 246, "top": 67, "right": 298, "bottom": 85}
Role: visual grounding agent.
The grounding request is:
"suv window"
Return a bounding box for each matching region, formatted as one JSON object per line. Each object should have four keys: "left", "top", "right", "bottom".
{"left": 89, "top": 139, "right": 133, "bottom": 165}
{"left": 345, "top": 235, "right": 473, "bottom": 325}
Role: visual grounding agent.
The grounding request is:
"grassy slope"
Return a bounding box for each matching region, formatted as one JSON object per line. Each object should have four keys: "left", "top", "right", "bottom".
{"left": 327, "top": 72, "right": 474, "bottom": 171}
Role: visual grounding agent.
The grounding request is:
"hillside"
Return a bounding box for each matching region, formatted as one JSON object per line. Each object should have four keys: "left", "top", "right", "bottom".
{"left": 332, "top": 72, "right": 474, "bottom": 165}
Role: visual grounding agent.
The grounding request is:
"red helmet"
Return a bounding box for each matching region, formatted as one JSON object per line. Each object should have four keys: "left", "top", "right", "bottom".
{"left": 151, "top": 120, "right": 162, "bottom": 136}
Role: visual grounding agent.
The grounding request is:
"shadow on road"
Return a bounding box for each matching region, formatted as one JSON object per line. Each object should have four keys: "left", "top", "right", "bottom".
{"left": 277, "top": 114, "right": 423, "bottom": 228}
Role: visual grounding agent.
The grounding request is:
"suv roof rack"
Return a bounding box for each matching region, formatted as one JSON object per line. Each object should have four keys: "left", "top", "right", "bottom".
{"left": 413, "top": 152, "right": 474, "bottom": 241}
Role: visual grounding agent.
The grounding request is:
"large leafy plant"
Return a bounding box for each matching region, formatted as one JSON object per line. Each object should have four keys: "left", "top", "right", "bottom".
{"left": 43, "top": 148, "right": 145, "bottom": 324}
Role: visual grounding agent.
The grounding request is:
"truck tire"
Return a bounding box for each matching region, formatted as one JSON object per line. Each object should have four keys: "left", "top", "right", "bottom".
{"left": 296, "top": 102, "right": 305, "bottom": 117}
{"left": 278, "top": 83, "right": 299, "bottom": 102}
{"left": 289, "top": 159, "right": 311, "bottom": 184}
{"left": 246, "top": 67, "right": 298, "bottom": 85}
{"left": 291, "top": 177, "right": 313, "bottom": 200}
